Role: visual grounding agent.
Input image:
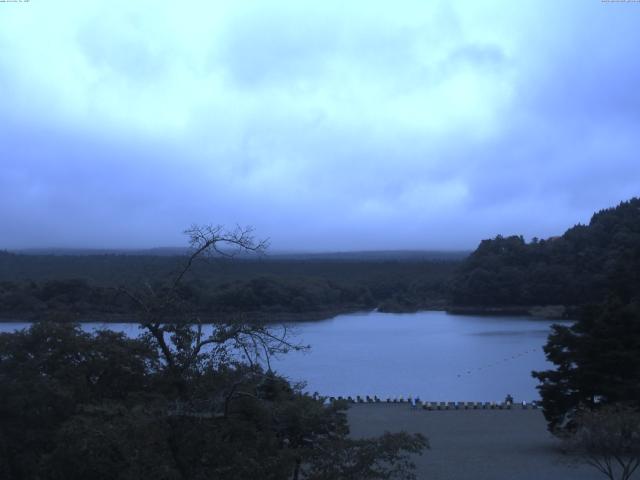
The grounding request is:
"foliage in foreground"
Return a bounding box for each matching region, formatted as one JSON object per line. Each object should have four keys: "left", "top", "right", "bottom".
{"left": 0, "top": 322, "right": 426, "bottom": 480}
{"left": 563, "top": 404, "right": 640, "bottom": 480}
{"left": 532, "top": 299, "right": 640, "bottom": 432}
{"left": 533, "top": 297, "right": 640, "bottom": 479}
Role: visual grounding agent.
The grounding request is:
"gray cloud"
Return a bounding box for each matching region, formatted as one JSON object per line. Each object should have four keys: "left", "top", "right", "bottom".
{"left": 0, "top": 1, "right": 638, "bottom": 251}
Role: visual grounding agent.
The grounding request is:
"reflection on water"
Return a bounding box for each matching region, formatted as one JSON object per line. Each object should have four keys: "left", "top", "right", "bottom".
{"left": 0, "top": 311, "right": 570, "bottom": 402}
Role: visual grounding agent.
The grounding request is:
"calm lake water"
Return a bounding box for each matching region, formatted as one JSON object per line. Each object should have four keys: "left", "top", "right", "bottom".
{"left": 0, "top": 310, "right": 569, "bottom": 402}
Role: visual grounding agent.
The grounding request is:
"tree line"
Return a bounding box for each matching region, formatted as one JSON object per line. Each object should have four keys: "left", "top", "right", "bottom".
{"left": 0, "top": 254, "right": 455, "bottom": 321}
{"left": 451, "top": 198, "right": 640, "bottom": 308}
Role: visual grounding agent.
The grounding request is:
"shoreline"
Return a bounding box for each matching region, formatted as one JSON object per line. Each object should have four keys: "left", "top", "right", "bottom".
{"left": 446, "top": 304, "right": 575, "bottom": 320}
{"left": 0, "top": 304, "right": 575, "bottom": 324}
{"left": 0, "top": 306, "right": 371, "bottom": 324}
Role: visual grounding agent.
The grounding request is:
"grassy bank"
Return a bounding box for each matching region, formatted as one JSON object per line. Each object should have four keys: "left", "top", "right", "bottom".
{"left": 347, "top": 404, "right": 601, "bottom": 480}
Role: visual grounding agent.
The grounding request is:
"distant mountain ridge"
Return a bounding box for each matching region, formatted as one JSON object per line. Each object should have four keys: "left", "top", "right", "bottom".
{"left": 11, "top": 247, "right": 192, "bottom": 257}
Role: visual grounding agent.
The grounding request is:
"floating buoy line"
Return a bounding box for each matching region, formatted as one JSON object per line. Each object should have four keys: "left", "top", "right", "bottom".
{"left": 455, "top": 348, "right": 539, "bottom": 378}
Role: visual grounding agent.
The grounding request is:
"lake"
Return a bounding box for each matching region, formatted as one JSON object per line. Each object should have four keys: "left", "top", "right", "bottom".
{"left": 0, "top": 310, "right": 568, "bottom": 402}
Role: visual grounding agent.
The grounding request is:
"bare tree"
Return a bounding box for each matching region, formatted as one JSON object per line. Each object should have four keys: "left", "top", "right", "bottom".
{"left": 565, "top": 404, "right": 640, "bottom": 480}
{"left": 118, "top": 224, "right": 304, "bottom": 385}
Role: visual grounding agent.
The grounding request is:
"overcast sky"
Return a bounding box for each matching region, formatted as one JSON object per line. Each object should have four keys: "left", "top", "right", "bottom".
{"left": 1, "top": 1, "right": 638, "bottom": 251}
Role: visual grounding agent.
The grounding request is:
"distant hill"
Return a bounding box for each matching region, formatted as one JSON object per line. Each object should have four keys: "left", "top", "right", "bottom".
{"left": 12, "top": 247, "right": 192, "bottom": 256}
{"left": 451, "top": 197, "right": 640, "bottom": 308}
{"left": 12, "top": 248, "right": 469, "bottom": 262}
{"left": 264, "top": 250, "right": 470, "bottom": 262}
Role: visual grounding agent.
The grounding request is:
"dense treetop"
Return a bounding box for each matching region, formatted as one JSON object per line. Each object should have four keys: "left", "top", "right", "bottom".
{"left": 533, "top": 299, "right": 640, "bottom": 432}
{"left": 0, "top": 323, "right": 426, "bottom": 480}
{"left": 451, "top": 198, "right": 640, "bottom": 307}
{"left": 520, "top": 198, "right": 640, "bottom": 434}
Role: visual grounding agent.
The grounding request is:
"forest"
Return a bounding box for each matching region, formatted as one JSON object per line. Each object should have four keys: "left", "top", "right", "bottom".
{"left": 2, "top": 198, "right": 639, "bottom": 322}
{"left": 451, "top": 198, "right": 640, "bottom": 310}
{"left": 0, "top": 252, "right": 458, "bottom": 321}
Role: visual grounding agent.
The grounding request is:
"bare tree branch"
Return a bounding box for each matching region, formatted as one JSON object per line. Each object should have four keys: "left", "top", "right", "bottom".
{"left": 566, "top": 404, "right": 640, "bottom": 480}
{"left": 116, "top": 224, "right": 302, "bottom": 384}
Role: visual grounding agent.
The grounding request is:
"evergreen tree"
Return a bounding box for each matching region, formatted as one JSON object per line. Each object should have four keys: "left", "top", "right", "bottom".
{"left": 532, "top": 299, "right": 640, "bottom": 432}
